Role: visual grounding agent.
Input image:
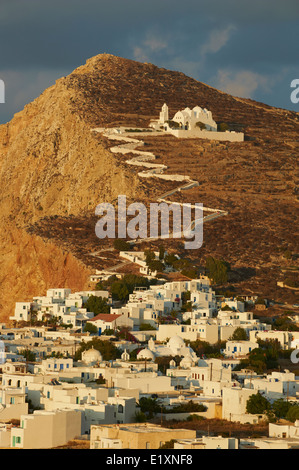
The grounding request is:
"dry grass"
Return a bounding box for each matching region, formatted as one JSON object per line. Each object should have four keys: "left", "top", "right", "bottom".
{"left": 162, "top": 418, "right": 269, "bottom": 439}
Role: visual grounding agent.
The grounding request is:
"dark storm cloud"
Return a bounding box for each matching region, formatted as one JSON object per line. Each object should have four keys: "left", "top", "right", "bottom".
{"left": 1, "top": 0, "right": 298, "bottom": 69}
{"left": 0, "top": 0, "right": 298, "bottom": 123}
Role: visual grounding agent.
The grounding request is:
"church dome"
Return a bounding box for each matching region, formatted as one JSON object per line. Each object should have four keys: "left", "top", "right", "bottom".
{"left": 82, "top": 346, "right": 102, "bottom": 364}
{"left": 180, "top": 354, "right": 194, "bottom": 369}
{"left": 168, "top": 335, "right": 185, "bottom": 352}
{"left": 137, "top": 348, "right": 155, "bottom": 361}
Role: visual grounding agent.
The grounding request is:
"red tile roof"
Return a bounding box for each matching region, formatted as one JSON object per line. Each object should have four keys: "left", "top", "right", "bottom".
{"left": 91, "top": 314, "right": 122, "bottom": 322}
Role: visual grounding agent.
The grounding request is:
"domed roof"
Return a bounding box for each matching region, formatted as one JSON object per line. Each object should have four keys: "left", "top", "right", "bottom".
{"left": 137, "top": 348, "right": 155, "bottom": 361}
{"left": 180, "top": 354, "right": 194, "bottom": 368}
{"left": 196, "top": 358, "right": 209, "bottom": 367}
{"left": 180, "top": 346, "right": 193, "bottom": 356}
{"left": 82, "top": 346, "right": 102, "bottom": 364}
{"left": 168, "top": 335, "right": 185, "bottom": 351}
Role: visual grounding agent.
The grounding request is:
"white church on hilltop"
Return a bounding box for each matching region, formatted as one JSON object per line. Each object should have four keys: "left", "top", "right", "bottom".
{"left": 150, "top": 103, "right": 244, "bottom": 142}
{"left": 151, "top": 103, "right": 217, "bottom": 131}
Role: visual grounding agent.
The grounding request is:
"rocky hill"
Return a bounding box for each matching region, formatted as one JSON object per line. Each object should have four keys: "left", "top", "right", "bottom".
{"left": 0, "top": 53, "right": 298, "bottom": 320}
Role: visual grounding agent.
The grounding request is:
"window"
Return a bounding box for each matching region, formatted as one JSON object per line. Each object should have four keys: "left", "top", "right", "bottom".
{"left": 118, "top": 405, "right": 124, "bottom": 414}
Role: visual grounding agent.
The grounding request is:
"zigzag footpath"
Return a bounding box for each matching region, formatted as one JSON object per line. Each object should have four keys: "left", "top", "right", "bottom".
{"left": 92, "top": 127, "right": 228, "bottom": 241}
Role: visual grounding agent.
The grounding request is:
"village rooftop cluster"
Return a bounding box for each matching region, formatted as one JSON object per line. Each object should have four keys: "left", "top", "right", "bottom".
{"left": 1, "top": 253, "right": 299, "bottom": 449}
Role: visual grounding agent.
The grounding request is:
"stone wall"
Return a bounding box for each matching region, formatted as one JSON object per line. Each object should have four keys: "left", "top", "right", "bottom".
{"left": 169, "top": 129, "right": 244, "bottom": 142}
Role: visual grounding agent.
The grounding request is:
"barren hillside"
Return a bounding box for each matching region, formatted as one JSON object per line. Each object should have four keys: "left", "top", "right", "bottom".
{"left": 0, "top": 53, "right": 298, "bottom": 320}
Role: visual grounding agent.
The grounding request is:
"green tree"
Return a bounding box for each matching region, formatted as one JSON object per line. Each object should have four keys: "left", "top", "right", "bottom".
{"left": 144, "top": 249, "right": 156, "bottom": 265}
{"left": 286, "top": 404, "right": 299, "bottom": 422}
{"left": 75, "top": 338, "right": 121, "bottom": 361}
{"left": 19, "top": 349, "right": 36, "bottom": 362}
{"left": 110, "top": 274, "right": 152, "bottom": 302}
{"left": 272, "top": 399, "right": 293, "bottom": 419}
{"left": 84, "top": 295, "right": 110, "bottom": 315}
{"left": 272, "top": 316, "right": 299, "bottom": 332}
{"left": 181, "top": 301, "right": 193, "bottom": 313}
{"left": 166, "top": 400, "right": 207, "bottom": 413}
{"left": 181, "top": 291, "right": 191, "bottom": 303}
{"left": 138, "top": 397, "right": 162, "bottom": 418}
{"left": 83, "top": 322, "right": 98, "bottom": 334}
{"left": 102, "top": 328, "right": 115, "bottom": 336}
{"left": 147, "top": 259, "right": 164, "bottom": 273}
{"left": 139, "top": 323, "right": 157, "bottom": 331}
{"left": 135, "top": 411, "right": 147, "bottom": 423}
{"left": 205, "top": 256, "right": 230, "bottom": 285}
{"left": 181, "top": 267, "right": 198, "bottom": 279}
{"left": 190, "top": 339, "right": 226, "bottom": 358}
{"left": 246, "top": 392, "right": 271, "bottom": 415}
{"left": 159, "top": 246, "right": 166, "bottom": 260}
{"left": 164, "top": 253, "right": 178, "bottom": 267}
{"left": 110, "top": 281, "right": 130, "bottom": 302}
{"left": 60, "top": 323, "right": 73, "bottom": 329}
{"left": 160, "top": 440, "right": 176, "bottom": 449}
{"left": 231, "top": 327, "right": 247, "bottom": 341}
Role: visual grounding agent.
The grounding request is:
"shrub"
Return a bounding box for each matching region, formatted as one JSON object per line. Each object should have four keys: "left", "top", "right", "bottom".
{"left": 135, "top": 411, "right": 147, "bottom": 423}
{"left": 83, "top": 322, "right": 98, "bottom": 334}
{"left": 113, "top": 239, "right": 131, "bottom": 251}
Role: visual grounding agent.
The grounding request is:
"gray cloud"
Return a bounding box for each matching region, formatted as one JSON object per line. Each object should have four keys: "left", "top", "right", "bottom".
{"left": 0, "top": 0, "right": 298, "bottom": 123}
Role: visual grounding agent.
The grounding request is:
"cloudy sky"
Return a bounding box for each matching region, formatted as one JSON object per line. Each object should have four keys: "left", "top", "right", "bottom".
{"left": 0, "top": 0, "right": 298, "bottom": 124}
